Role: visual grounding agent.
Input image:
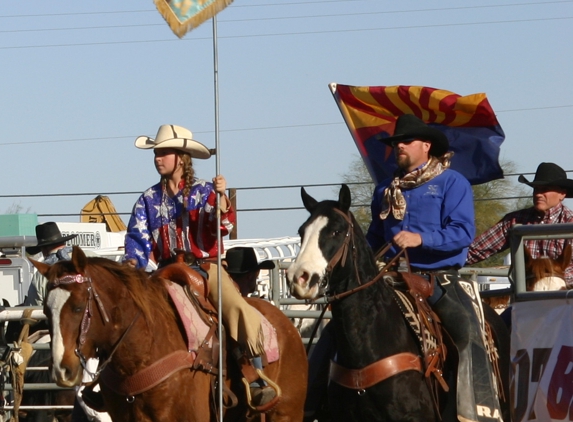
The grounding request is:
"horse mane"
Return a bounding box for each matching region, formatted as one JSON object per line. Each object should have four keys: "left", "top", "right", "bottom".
{"left": 86, "top": 258, "right": 176, "bottom": 325}
{"left": 530, "top": 257, "right": 562, "bottom": 279}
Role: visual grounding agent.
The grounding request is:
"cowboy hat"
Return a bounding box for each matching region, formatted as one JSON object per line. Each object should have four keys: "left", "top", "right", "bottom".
{"left": 27, "top": 222, "right": 77, "bottom": 255}
{"left": 135, "top": 124, "right": 211, "bottom": 159}
{"left": 224, "top": 247, "right": 275, "bottom": 274}
{"left": 518, "top": 162, "right": 573, "bottom": 198}
{"left": 380, "top": 114, "right": 449, "bottom": 157}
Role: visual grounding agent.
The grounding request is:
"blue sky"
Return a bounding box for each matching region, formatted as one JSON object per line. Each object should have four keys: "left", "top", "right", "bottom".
{"left": 0, "top": 0, "right": 572, "bottom": 239}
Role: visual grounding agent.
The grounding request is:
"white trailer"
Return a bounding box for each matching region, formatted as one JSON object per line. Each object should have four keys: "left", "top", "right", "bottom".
{"left": 0, "top": 222, "right": 126, "bottom": 306}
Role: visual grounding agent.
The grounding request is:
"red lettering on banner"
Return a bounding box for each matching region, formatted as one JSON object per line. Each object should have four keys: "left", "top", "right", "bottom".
{"left": 547, "top": 345, "right": 573, "bottom": 419}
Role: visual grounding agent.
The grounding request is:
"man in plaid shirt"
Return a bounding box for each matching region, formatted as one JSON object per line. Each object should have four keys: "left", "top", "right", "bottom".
{"left": 467, "top": 162, "right": 573, "bottom": 287}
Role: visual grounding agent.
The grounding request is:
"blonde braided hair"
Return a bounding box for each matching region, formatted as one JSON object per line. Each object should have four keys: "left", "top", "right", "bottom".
{"left": 178, "top": 152, "right": 195, "bottom": 199}
{"left": 159, "top": 151, "right": 195, "bottom": 199}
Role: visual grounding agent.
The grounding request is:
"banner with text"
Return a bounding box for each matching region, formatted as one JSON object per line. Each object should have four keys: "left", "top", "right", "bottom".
{"left": 511, "top": 299, "right": 573, "bottom": 421}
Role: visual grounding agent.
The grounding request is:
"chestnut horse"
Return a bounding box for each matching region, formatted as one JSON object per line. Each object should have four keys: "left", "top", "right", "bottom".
{"left": 525, "top": 243, "right": 571, "bottom": 291}
{"left": 287, "top": 185, "right": 510, "bottom": 422}
{"left": 481, "top": 243, "right": 572, "bottom": 313}
{"left": 32, "top": 246, "right": 307, "bottom": 422}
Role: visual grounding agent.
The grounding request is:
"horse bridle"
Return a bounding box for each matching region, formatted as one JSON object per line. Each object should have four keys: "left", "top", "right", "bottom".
{"left": 304, "top": 209, "right": 398, "bottom": 354}
{"left": 50, "top": 273, "right": 139, "bottom": 378}
{"left": 321, "top": 209, "right": 399, "bottom": 303}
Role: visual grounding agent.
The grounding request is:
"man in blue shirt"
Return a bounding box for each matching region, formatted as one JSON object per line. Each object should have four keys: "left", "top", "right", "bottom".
{"left": 366, "top": 114, "right": 501, "bottom": 422}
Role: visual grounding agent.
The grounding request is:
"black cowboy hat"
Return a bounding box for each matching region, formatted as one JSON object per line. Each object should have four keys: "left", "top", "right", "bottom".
{"left": 518, "top": 162, "right": 573, "bottom": 198}
{"left": 27, "top": 222, "right": 77, "bottom": 255}
{"left": 224, "top": 247, "right": 275, "bottom": 274}
{"left": 381, "top": 114, "right": 449, "bottom": 157}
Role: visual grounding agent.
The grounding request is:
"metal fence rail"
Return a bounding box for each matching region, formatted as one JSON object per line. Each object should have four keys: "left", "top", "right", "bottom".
{"left": 0, "top": 260, "right": 516, "bottom": 415}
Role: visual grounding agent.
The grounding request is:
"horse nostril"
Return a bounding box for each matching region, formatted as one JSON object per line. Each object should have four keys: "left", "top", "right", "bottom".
{"left": 298, "top": 272, "right": 310, "bottom": 285}
{"left": 63, "top": 366, "right": 74, "bottom": 382}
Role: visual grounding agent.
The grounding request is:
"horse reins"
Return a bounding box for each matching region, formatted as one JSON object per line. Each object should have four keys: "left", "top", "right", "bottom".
{"left": 304, "top": 210, "right": 402, "bottom": 353}
{"left": 306, "top": 209, "right": 428, "bottom": 396}
{"left": 324, "top": 209, "right": 404, "bottom": 303}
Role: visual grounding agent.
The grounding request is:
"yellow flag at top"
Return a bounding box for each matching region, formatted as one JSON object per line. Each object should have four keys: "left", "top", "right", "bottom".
{"left": 154, "top": 0, "right": 234, "bottom": 38}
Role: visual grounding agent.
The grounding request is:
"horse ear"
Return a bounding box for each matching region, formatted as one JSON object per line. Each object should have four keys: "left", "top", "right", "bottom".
{"left": 71, "top": 246, "right": 88, "bottom": 273}
{"left": 338, "top": 184, "right": 351, "bottom": 213}
{"left": 29, "top": 258, "right": 50, "bottom": 277}
{"left": 301, "top": 187, "right": 318, "bottom": 212}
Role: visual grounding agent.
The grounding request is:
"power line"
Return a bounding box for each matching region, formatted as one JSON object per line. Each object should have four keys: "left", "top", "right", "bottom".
{"left": 3, "top": 2, "right": 573, "bottom": 33}
{"left": 0, "top": 122, "right": 344, "bottom": 147}
{"left": 2, "top": 172, "right": 572, "bottom": 200}
{"left": 1, "top": 104, "right": 573, "bottom": 148}
{"left": 1, "top": 15, "right": 572, "bottom": 50}
{"left": 0, "top": 0, "right": 367, "bottom": 19}
{"left": 1, "top": 1, "right": 571, "bottom": 20}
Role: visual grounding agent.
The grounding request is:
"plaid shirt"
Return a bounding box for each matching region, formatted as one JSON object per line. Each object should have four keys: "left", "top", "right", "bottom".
{"left": 467, "top": 203, "right": 573, "bottom": 287}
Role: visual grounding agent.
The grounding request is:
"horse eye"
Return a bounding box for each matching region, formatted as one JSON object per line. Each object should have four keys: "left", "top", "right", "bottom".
{"left": 73, "top": 306, "right": 84, "bottom": 314}
{"left": 332, "top": 230, "right": 341, "bottom": 237}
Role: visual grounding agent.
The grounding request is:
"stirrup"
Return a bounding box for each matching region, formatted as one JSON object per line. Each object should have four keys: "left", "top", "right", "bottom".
{"left": 241, "top": 368, "right": 281, "bottom": 413}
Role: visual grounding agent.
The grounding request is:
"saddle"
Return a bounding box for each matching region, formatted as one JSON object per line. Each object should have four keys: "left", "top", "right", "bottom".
{"left": 156, "top": 263, "right": 217, "bottom": 318}
{"left": 384, "top": 270, "right": 504, "bottom": 413}
{"left": 94, "top": 263, "right": 237, "bottom": 411}
{"left": 384, "top": 271, "right": 449, "bottom": 400}
{"left": 156, "top": 263, "right": 281, "bottom": 412}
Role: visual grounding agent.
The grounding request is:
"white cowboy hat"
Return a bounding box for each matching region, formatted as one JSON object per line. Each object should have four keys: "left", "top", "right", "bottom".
{"left": 135, "top": 124, "right": 211, "bottom": 159}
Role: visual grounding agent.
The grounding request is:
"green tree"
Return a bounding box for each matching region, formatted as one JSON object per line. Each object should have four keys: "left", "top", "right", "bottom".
{"left": 471, "top": 160, "right": 532, "bottom": 267}
{"left": 342, "top": 155, "right": 532, "bottom": 267}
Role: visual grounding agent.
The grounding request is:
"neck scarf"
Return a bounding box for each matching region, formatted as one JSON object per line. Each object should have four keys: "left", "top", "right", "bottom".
{"left": 380, "top": 152, "right": 453, "bottom": 220}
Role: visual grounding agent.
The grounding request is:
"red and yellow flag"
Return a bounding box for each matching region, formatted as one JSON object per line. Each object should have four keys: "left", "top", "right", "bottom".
{"left": 330, "top": 83, "right": 505, "bottom": 185}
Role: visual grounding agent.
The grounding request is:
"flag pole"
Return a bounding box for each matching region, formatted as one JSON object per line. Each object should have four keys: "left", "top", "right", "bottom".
{"left": 212, "top": 13, "right": 225, "bottom": 421}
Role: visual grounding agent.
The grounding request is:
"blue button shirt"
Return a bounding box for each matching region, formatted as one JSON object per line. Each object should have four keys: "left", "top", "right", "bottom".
{"left": 366, "top": 169, "right": 475, "bottom": 269}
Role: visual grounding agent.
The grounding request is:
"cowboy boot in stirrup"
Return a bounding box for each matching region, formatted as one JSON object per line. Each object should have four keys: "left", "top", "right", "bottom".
{"left": 235, "top": 351, "right": 281, "bottom": 412}
{"left": 431, "top": 276, "right": 502, "bottom": 422}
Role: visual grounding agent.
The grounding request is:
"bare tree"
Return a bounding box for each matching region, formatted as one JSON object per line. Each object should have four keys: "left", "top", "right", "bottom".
{"left": 340, "top": 155, "right": 375, "bottom": 233}
{"left": 5, "top": 202, "right": 33, "bottom": 214}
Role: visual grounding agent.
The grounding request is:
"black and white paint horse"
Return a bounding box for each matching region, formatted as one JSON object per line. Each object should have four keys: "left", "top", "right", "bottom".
{"left": 287, "top": 185, "right": 510, "bottom": 422}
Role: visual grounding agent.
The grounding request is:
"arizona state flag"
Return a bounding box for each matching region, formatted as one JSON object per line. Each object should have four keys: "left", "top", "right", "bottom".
{"left": 155, "top": 0, "right": 234, "bottom": 38}
{"left": 330, "top": 84, "right": 505, "bottom": 185}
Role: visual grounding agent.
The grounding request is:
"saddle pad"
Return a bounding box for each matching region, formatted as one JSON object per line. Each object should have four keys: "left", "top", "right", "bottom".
{"left": 166, "top": 281, "right": 212, "bottom": 351}
{"left": 393, "top": 289, "right": 439, "bottom": 353}
{"left": 165, "top": 281, "right": 279, "bottom": 363}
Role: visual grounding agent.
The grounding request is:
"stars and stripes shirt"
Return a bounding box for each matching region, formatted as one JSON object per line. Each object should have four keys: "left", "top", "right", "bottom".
{"left": 124, "top": 179, "right": 235, "bottom": 270}
{"left": 466, "top": 203, "right": 573, "bottom": 286}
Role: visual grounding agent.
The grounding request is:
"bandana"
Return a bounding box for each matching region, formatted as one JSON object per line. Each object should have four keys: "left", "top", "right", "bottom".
{"left": 380, "top": 152, "right": 454, "bottom": 220}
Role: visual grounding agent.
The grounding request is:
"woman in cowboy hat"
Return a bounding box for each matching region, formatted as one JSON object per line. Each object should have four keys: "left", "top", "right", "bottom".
{"left": 468, "top": 162, "right": 573, "bottom": 287}
{"left": 123, "top": 124, "right": 278, "bottom": 410}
